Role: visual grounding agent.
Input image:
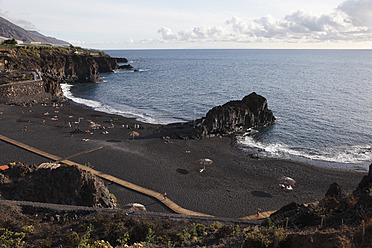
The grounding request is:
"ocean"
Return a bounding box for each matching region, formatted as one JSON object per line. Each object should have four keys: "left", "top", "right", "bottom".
{"left": 61, "top": 49, "right": 372, "bottom": 171}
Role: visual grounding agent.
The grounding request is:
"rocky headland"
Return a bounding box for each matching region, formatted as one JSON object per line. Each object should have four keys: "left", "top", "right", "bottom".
{"left": 0, "top": 46, "right": 128, "bottom": 104}
{"left": 265, "top": 163, "right": 372, "bottom": 228}
{"left": 5, "top": 47, "right": 125, "bottom": 83}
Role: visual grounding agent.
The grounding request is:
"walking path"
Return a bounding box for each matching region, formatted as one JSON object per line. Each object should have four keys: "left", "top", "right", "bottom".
{"left": 0, "top": 133, "right": 294, "bottom": 219}
{"left": 0, "top": 133, "right": 211, "bottom": 217}
{"left": 1, "top": 199, "right": 261, "bottom": 226}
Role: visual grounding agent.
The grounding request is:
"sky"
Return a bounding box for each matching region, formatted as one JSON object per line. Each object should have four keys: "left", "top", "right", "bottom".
{"left": 1, "top": 0, "right": 372, "bottom": 49}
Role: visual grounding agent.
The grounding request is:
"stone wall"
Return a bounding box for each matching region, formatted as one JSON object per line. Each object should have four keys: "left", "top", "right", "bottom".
{"left": 0, "top": 79, "right": 63, "bottom": 104}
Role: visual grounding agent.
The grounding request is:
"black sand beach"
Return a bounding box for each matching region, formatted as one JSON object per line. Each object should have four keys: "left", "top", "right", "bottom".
{"left": 0, "top": 102, "right": 365, "bottom": 218}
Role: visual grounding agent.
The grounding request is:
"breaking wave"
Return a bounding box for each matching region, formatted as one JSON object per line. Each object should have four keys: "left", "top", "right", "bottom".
{"left": 237, "top": 134, "right": 371, "bottom": 171}
{"left": 61, "top": 84, "right": 158, "bottom": 123}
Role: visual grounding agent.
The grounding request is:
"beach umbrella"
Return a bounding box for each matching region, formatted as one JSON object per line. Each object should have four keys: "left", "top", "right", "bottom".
{"left": 129, "top": 131, "right": 140, "bottom": 140}
{"left": 197, "top": 158, "right": 213, "bottom": 172}
{"left": 280, "top": 176, "right": 296, "bottom": 186}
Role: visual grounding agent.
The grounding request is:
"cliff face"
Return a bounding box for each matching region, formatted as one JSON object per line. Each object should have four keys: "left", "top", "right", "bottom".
{"left": 6, "top": 47, "right": 124, "bottom": 84}
{"left": 0, "top": 47, "right": 127, "bottom": 104}
{"left": 195, "top": 92, "right": 276, "bottom": 138}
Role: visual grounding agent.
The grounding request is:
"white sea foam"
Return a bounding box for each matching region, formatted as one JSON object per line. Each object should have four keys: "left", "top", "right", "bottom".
{"left": 237, "top": 135, "right": 371, "bottom": 167}
{"left": 61, "top": 84, "right": 102, "bottom": 108}
{"left": 61, "top": 84, "right": 165, "bottom": 124}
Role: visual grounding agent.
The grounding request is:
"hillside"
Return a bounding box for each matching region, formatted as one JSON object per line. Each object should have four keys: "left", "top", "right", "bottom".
{"left": 0, "top": 162, "right": 370, "bottom": 247}
{"left": 0, "top": 16, "right": 69, "bottom": 46}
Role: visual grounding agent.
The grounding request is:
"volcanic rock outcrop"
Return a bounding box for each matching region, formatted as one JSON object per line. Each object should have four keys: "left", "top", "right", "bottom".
{"left": 194, "top": 92, "right": 276, "bottom": 138}
{"left": 0, "top": 162, "right": 116, "bottom": 208}
{"left": 264, "top": 163, "right": 372, "bottom": 229}
{"left": 6, "top": 48, "right": 125, "bottom": 84}
{"left": 0, "top": 47, "right": 128, "bottom": 104}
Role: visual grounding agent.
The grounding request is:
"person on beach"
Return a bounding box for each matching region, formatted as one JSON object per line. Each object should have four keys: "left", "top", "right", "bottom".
{"left": 163, "top": 192, "right": 167, "bottom": 200}
{"left": 257, "top": 208, "right": 261, "bottom": 218}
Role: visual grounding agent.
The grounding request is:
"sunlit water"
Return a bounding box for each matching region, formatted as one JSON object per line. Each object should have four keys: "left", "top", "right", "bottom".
{"left": 61, "top": 49, "right": 372, "bottom": 171}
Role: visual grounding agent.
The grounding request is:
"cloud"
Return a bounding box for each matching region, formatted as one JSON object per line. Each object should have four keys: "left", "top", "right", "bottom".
{"left": 13, "top": 19, "right": 37, "bottom": 30}
{"left": 157, "top": 0, "right": 372, "bottom": 44}
{"left": 0, "top": 9, "right": 37, "bottom": 30}
{"left": 158, "top": 27, "right": 177, "bottom": 41}
{"left": 68, "top": 39, "right": 138, "bottom": 49}
{"left": 338, "top": 0, "right": 372, "bottom": 27}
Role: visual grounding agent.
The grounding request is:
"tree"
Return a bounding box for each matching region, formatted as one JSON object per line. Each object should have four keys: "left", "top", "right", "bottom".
{"left": 2, "top": 39, "right": 17, "bottom": 45}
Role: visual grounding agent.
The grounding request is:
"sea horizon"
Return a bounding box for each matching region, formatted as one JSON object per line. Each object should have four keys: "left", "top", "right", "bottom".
{"left": 62, "top": 49, "right": 372, "bottom": 171}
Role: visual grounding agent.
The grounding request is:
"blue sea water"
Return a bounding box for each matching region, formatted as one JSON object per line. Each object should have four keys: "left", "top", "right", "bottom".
{"left": 61, "top": 49, "right": 372, "bottom": 171}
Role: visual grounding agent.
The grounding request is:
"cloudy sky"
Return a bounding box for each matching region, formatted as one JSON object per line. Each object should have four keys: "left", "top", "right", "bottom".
{"left": 1, "top": 0, "right": 372, "bottom": 49}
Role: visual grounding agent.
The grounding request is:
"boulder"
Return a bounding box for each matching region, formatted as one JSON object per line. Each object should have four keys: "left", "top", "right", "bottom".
{"left": 325, "top": 183, "right": 343, "bottom": 198}
{"left": 0, "top": 162, "right": 116, "bottom": 208}
{"left": 262, "top": 201, "right": 319, "bottom": 228}
{"left": 194, "top": 92, "right": 276, "bottom": 138}
{"left": 353, "top": 163, "right": 372, "bottom": 197}
{"left": 118, "top": 64, "right": 134, "bottom": 70}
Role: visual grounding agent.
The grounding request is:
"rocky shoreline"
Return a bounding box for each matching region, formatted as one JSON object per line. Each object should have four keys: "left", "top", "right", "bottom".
{"left": 0, "top": 46, "right": 128, "bottom": 104}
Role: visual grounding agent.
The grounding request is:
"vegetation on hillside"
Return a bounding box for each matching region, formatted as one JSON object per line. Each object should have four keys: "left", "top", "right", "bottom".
{"left": 1, "top": 38, "right": 17, "bottom": 46}
{"left": 0, "top": 201, "right": 287, "bottom": 248}
{"left": 0, "top": 42, "right": 106, "bottom": 57}
{"left": 0, "top": 199, "right": 371, "bottom": 248}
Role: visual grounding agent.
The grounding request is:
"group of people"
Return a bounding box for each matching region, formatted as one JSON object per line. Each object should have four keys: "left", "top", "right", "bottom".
{"left": 279, "top": 184, "right": 293, "bottom": 191}
{"left": 122, "top": 123, "right": 141, "bottom": 129}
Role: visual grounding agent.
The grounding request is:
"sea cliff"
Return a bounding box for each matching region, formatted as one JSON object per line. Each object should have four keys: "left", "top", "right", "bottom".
{"left": 0, "top": 46, "right": 127, "bottom": 104}
{"left": 5, "top": 46, "right": 126, "bottom": 83}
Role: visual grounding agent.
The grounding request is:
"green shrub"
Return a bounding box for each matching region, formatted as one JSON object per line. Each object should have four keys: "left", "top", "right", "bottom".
{"left": 2, "top": 39, "right": 17, "bottom": 45}
{"left": 91, "top": 240, "right": 113, "bottom": 248}
{"left": 116, "top": 231, "right": 130, "bottom": 246}
{"left": 0, "top": 228, "right": 25, "bottom": 247}
{"left": 64, "top": 232, "right": 80, "bottom": 247}
{"left": 145, "top": 228, "right": 156, "bottom": 245}
{"left": 242, "top": 226, "right": 286, "bottom": 248}
{"left": 21, "top": 225, "right": 34, "bottom": 234}
{"left": 79, "top": 224, "right": 94, "bottom": 247}
{"left": 191, "top": 223, "right": 206, "bottom": 237}
{"left": 207, "top": 221, "right": 223, "bottom": 232}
